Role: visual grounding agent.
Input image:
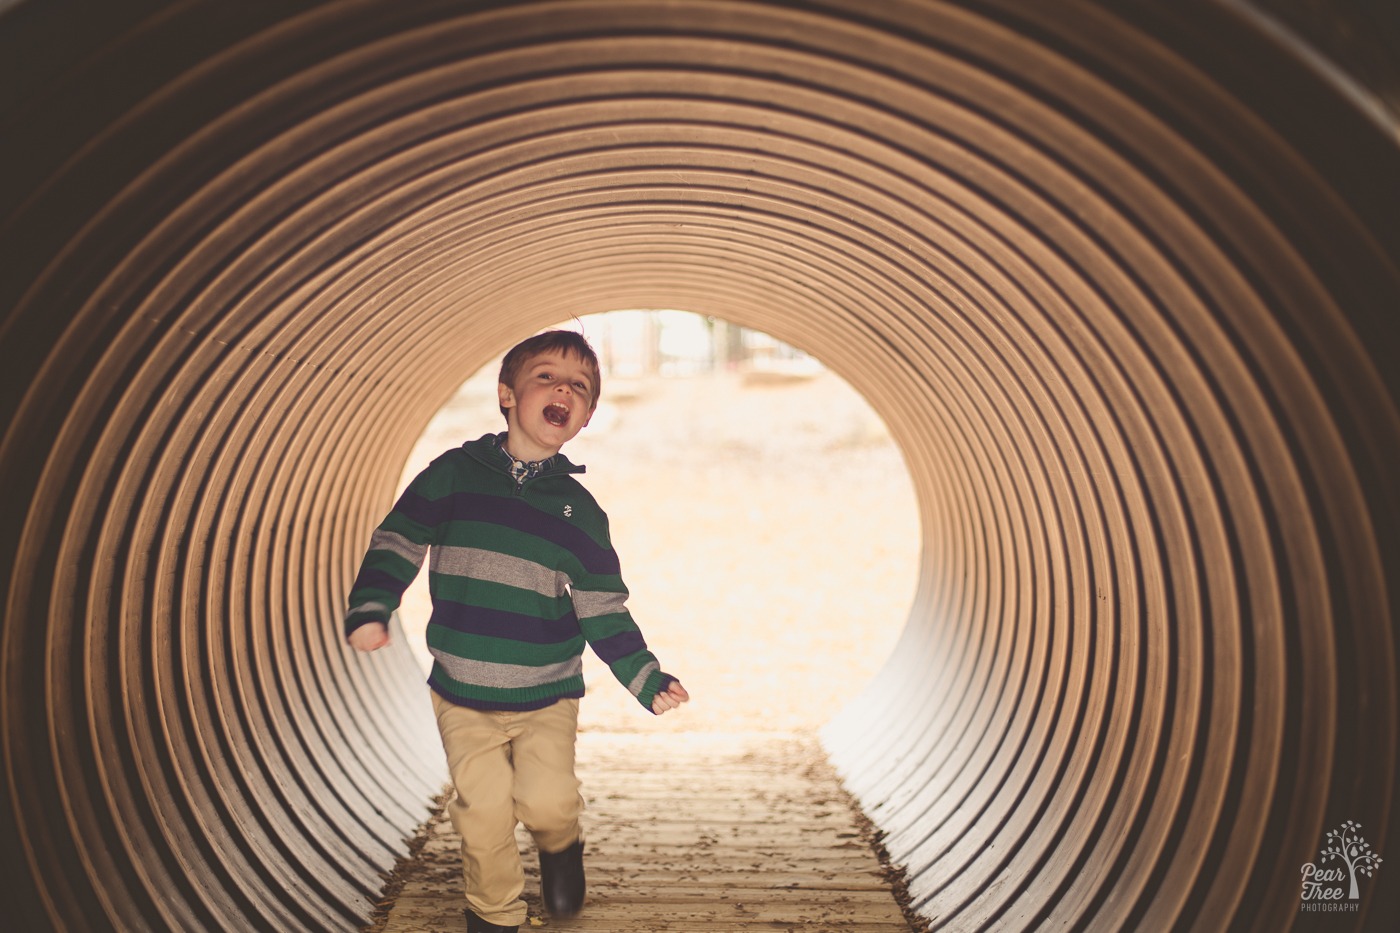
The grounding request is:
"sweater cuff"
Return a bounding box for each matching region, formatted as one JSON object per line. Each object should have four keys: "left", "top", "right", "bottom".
{"left": 639, "top": 671, "right": 677, "bottom": 714}
{"left": 344, "top": 609, "right": 390, "bottom": 639}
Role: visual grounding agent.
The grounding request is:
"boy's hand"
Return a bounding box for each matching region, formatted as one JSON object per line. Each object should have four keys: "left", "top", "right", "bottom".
{"left": 349, "top": 622, "right": 390, "bottom": 652}
{"left": 652, "top": 680, "right": 690, "bottom": 715}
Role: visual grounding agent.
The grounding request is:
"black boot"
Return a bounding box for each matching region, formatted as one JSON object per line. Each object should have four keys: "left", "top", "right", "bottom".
{"left": 539, "top": 838, "right": 586, "bottom": 918}
{"left": 464, "top": 909, "right": 518, "bottom": 933}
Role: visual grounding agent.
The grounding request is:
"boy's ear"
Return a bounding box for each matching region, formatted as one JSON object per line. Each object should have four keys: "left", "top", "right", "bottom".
{"left": 497, "top": 382, "right": 516, "bottom": 410}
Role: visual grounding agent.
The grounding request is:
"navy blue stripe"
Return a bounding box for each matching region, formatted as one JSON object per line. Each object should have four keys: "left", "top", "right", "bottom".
{"left": 428, "top": 603, "right": 581, "bottom": 644}
{"left": 350, "top": 567, "right": 409, "bottom": 594}
{"left": 394, "top": 487, "right": 439, "bottom": 527}
{"left": 590, "top": 629, "right": 648, "bottom": 664}
{"left": 403, "top": 490, "right": 619, "bottom": 574}
{"left": 462, "top": 493, "right": 619, "bottom": 573}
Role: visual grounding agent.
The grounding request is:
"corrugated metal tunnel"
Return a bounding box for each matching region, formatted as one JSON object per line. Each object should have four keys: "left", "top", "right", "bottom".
{"left": 2, "top": 1, "right": 1397, "bottom": 930}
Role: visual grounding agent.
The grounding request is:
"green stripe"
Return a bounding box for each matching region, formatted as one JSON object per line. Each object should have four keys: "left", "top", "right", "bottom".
{"left": 349, "top": 588, "right": 399, "bottom": 609}
{"left": 379, "top": 510, "right": 431, "bottom": 542}
{"left": 439, "top": 522, "right": 588, "bottom": 577}
{"left": 427, "top": 625, "right": 585, "bottom": 665}
{"left": 607, "top": 652, "right": 657, "bottom": 689}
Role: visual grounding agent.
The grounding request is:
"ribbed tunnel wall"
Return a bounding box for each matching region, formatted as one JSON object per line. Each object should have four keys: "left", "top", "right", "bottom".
{"left": 2, "top": 1, "right": 1397, "bottom": 930}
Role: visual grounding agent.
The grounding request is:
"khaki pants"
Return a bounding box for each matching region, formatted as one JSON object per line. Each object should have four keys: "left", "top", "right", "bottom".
{"left": 431, "top": 691, "right": 584, "bottom": 926}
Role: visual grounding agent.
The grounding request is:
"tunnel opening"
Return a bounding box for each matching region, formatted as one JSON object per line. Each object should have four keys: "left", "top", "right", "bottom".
{"left": 388, "top": 310, "right": 921, "bottom": 735}
{"left": 2, "top": 1, "right": 1397, "bottom": 930}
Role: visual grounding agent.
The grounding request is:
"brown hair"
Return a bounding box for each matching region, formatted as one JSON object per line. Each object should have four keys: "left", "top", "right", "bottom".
{"left": 497, "top": 330, "right": 602, "bottom": 418}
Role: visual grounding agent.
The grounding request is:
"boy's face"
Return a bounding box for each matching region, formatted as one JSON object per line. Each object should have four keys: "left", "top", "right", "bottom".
{"left": 497, "top": 350, "right": 597, "bottom": 460}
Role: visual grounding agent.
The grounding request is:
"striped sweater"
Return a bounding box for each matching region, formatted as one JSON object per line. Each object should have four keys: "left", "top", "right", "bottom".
{"left": 345, "top": 433, "right": 674, "bottom": 712}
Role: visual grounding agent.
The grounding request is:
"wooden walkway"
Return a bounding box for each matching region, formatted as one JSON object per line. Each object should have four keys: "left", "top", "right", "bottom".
{"left": 378, "top": 731, "right": 911, "bottom": 931}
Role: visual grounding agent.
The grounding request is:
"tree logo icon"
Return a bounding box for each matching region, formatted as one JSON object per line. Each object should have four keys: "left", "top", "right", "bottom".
{"left": 1301, "top": 820, "right": 1383, "bottom": 911}
{"left": 1322, "top": 821, "right": 1383, "bottom": 899}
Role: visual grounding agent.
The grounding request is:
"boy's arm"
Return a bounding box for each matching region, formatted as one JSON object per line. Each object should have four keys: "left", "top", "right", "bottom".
{"left": 567, "top": 502, "right": 687, "bottom": 714}
{"left": 571, "top": 573, "right": 684, "bottom": 714}
{"left": 345, "top": 482, "right": 434, "bottom": 647}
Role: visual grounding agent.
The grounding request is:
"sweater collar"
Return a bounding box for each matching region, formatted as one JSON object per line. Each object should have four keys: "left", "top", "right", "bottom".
{"left": 464, "top": 432, "right": 585, "bottom": 477}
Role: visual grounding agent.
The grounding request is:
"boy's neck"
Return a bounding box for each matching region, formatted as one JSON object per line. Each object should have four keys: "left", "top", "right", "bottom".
{"left": 500, "top": 431, "right": 561, "bottom": 464}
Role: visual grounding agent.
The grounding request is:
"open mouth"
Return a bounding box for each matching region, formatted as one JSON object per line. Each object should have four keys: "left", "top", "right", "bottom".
{"left": 543, "top": 402, "right": 570, "bottom": 426}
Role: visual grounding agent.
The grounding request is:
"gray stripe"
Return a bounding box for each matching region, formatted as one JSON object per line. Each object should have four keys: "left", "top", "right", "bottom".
{"left": 432, "top": 546, "right": 569, "bottom": 598}
{"left": 627, "top": 660, "right": 659, "bottom": 698}
{"left": 369, "top": 529, "right": 428, "bottom": 566}
{"left": 571, "top": 588, "right": 629, "bottom": 620}
{"left": 429, "top": 650, "right": 582, "bottom": 689}
{"left": 348, "top": 600, "right": 389, "bottom": 617}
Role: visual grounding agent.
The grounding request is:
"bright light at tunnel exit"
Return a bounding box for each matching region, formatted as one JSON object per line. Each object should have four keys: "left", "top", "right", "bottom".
{"left": 394, "top": 311, "right": 921, "bottom": 734}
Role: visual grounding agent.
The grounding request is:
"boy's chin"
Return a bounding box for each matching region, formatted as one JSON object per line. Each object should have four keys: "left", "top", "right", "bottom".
{"left": 512, "top": 420, "right": 578, "bottom": 448}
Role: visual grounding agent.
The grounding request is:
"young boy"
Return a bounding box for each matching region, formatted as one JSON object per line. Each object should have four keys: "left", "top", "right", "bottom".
{"left": 345, "top": 330, "right": 689, "bottom": 933}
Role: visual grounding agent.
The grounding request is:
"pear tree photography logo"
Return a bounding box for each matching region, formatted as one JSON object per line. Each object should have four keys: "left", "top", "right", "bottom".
{"left": 1299, "top": 820, "right": 1383, "bottom": 913}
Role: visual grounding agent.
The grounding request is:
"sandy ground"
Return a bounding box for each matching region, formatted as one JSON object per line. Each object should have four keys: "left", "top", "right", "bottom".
{"left": 393, "top": 365, "right": 920, "bottom": 734}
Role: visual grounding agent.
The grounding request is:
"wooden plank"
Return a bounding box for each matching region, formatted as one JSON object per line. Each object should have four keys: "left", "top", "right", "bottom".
{"left": 373, "top": 732, "right": 910, "bottom": 932}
